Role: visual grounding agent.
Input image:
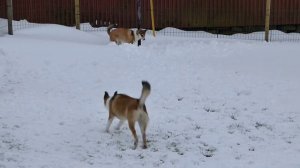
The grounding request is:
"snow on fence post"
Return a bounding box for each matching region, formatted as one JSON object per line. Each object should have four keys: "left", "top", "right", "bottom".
{"left": 265, "top": 0, "right": 271, "bottom": 42}
{"left": 75, "top": 0, "right": 80, "bottom": 30}
{"left": 6, "top": 0, "right": 13, "bottom": 35}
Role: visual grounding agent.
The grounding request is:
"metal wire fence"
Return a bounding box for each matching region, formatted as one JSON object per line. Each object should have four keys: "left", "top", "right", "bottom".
{"left": 1, "top": 0, "right": 300, "bottom": 42}
{"left": 0, "top": 0, "right": 7, "bottom": 36}
{"left": 0, "top": 19, "right": 7, "bottom": 36}
{"left": 270, "top": 6, "right": 300, "bottom": 41}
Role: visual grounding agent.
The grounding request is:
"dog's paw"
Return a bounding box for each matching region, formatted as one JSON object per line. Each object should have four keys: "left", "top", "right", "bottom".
{"left": 132, "top": 142, "right": 138, "bottom": 150}
{"left": 142, "top": 145, "right": 148, "bottom": 149}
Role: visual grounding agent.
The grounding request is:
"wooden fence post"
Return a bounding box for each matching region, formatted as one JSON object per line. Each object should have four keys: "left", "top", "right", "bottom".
{"left": 6, "top": 0, "right": 13, "bottom": 35}
{"left": 265, "top": 0, "right": 271, "bottom": 42}
{"left": 75, "top": 0, "right": 80, "bottom": 30}
{"left": 150, "top": 0, "right": 156, "bottom": 37}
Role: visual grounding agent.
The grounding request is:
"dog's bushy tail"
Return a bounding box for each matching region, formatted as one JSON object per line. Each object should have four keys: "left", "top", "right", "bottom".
{"left": 107, "top": 24, "right": 117, "bottom": 35}
{"left": 139, "top": 81, "right": 151, "bottom": 106}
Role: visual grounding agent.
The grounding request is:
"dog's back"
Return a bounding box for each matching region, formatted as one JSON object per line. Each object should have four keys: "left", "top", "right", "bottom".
{"left": 110, "top": 94, "right": 141, "bottom": 119}
{"left": 107, "top": 24, "right": 135, "bottom": 44}
{"left": 109, "top": 28, "right": 135, "bottom": 44}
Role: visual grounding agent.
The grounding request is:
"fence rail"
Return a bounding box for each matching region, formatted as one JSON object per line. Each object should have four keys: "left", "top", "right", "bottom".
{"left": 0, "top": 0, "right": 300, "bottom": 41}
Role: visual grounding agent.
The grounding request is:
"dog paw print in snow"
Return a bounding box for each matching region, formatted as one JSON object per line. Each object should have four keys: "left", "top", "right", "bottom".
{"left": 200, "top": 146, "right": 217, "bottom": 157}
{"left": 255, "top": 122, "right": 273, "bottom": 131}
{"left": 236, "top": 90, "right": 251, "bottom": 96}
{"left": 227, "top": 123, "right": 251, "bottom": 134}
{"left": 167, "top": 142, "right": 184, "bottom": 156}
{"left": 203, "top": 106, "right": 220, "bottom": 113}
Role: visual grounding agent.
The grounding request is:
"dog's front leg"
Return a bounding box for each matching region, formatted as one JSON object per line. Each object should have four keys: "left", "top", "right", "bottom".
{"left": 105, "top": 115, "right": 114, "bottom": 133}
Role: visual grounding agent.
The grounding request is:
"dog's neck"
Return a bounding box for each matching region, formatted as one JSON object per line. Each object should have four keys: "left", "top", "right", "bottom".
{"left": 135, "top": 33, "right": 143, "bottom": 41}
{"left": 132, "top": 30, "right": 143, "bottom": 43}
{"left": 105, "top": 97, "right": 111, "bottom": 110}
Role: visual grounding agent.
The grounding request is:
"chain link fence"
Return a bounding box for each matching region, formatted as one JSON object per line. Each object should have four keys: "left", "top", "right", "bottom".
{"left": 270, "top": 3, "right": 300, "bottom": 41}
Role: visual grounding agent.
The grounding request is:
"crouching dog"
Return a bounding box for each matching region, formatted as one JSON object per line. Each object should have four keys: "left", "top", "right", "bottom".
{"left": 107, "top": 24, "right": 147, "bottom": 45}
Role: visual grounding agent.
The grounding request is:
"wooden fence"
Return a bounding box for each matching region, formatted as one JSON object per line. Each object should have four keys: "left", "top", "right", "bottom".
{"left": 1, "top": 0, "right": 300, "bottom": 41}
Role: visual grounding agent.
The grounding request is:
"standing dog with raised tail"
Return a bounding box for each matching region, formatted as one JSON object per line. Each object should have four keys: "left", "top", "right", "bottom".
{"left": 107, "top": 24, "right": 147, "bottom": 45}
{"left": 104, "top": 81, "right": 151, "bottom": 149}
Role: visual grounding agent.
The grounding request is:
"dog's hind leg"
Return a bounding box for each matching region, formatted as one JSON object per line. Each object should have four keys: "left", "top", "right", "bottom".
{"left": 128, "top": 120, "right": 138, "bottom": 149}
{"left": 105, "top": 115, "right": 114, "bottom": 133}
{"left": 138, "top": 114, "right": 149, "bottom": 149}
{"left": 116, "top": 120, "right": 124, "bottom": 130}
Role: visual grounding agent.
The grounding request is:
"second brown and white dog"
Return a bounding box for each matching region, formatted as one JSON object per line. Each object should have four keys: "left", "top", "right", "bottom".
{"left": 104, "top": 81, "right": 151, "bottom": 149}
{"left": 107, "top": 24, "right": 147, "bottom": 45}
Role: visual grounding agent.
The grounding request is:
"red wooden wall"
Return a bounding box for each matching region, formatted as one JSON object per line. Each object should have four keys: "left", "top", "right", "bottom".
{"left": 0, "top": 0, "right": 299, "bottom": 29}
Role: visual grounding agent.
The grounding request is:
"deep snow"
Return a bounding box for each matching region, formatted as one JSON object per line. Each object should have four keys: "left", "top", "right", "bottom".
{"left": 0, "top": 23, "right": 300, "bottom": 168}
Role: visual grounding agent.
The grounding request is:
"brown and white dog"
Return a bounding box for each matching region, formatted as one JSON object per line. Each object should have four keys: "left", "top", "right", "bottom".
{"left": 104, "top": 81, "right": 151, "bottom": 149}
{"left": 107, "top": 24, "right": 147, "bottom": 45}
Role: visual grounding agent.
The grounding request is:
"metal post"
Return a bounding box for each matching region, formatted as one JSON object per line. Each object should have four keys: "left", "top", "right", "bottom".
{"left": 75, "top": 0, "right": 80, "bottom": 30}
{"left": 136, "top": 0, "right": 142, "bottom": 46}
{"left": 265, "top": 0, "right": 271, "bottom": 42}
{"left": 6, "top": 0, "right": 13, "bottom": 35}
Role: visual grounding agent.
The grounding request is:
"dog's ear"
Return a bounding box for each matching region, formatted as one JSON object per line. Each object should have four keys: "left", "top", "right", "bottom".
{"left": 113, "top": 91, "right": 118, "bottom": 96}
{"left": 104, "top": 91, "right": 109, "bottom": 99}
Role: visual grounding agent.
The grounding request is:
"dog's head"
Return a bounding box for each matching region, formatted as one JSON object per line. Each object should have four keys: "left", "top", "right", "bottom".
{"left": 136, "top": 29, "right": 147, "bottom": 41}
{"left": 104, "top": 91, "right": 118, "bottom": 109}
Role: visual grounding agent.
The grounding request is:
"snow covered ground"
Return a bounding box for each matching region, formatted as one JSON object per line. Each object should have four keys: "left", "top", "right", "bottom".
{"left": 0, "top": 23, "right": 300, "bottom": 168}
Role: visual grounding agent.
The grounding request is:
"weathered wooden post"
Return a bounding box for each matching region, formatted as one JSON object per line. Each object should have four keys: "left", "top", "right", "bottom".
{"left": 75, "top": 0, "right": 80, "bottom": 30}
{"left": 6, "top": 0, "right": 13, "bottom": 35}
{"left": 150, "top": 0, "right": 156, "bottom": 37}
{"left": 265, "top": 0, "right": 271, "bottom": 42}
